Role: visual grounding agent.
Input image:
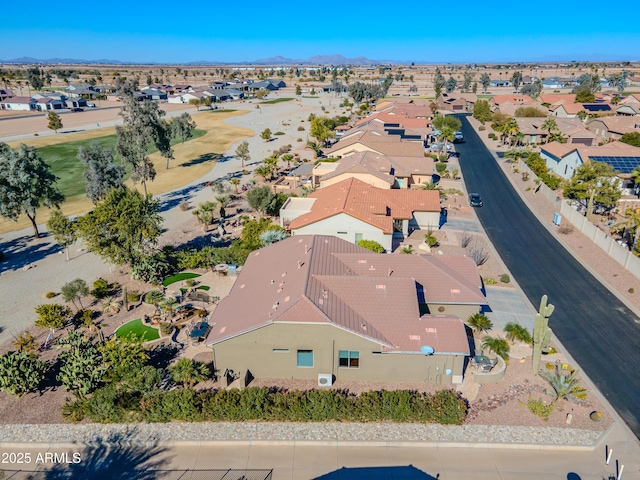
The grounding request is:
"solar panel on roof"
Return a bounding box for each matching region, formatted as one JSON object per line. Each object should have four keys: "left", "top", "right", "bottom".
{"left": 584, "top": 104, "right": 611, "bottom": 112}
{"left": 590, "top": 156, "right": 640, "bottom": 174}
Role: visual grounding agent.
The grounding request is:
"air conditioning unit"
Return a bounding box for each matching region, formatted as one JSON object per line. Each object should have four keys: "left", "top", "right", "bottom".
{"left": 317, "top": 374, "right": 333, "bottom": 387}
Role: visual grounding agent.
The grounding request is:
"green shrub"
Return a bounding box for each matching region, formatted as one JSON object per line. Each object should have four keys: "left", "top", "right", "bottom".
{"left": 436, "top": 163, "right": 447, "bottom": 173}
{"left": 0, "top": 350, "right": 46, "bottom": 396}
{"left": 499, "top": 274, "right": 510, "bottom": 283}
{"left": 485, "top": 278, "right": 497, "bottom": 285}
{"left": 144, "top": 290, "right": 164, "bottom": 305}
{"left": 504, "top": 322, "right": 533, "bottom": 344}
{"left": 62, "top": 397, "right": 87, "bottom": 422}
{"left": 519, "top": 394, "right": 554, "bottom": 421}
{"left": 488, "top": 133, "right": 497, "bottom": 140}
{"left": 185, "top": 278, "right": 196, "bottom": 287}
{"left": 297, "top": 126, "right": 305, "bottom": 131}
{"left": 356, "top": 239, "right": 385, "bottom": 253}
{"left": 142, "top": 388, "right": 198, "bottom": 422}
{"left": 274, "top": 131, "right": 285, "bottom": 136}
{"left": 84, "top": 385, "right": 121, "bottom": 423}
{"left": 44, "top": 291, "right": 57, "bottom": 299}
{"left": 91, "top": 278, "right": 110, "bottom": 299}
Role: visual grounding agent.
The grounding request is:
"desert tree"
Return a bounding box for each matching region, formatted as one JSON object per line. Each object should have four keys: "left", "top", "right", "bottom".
{"left": 61, "top": 278, "right": 90, "bottom": 311}
{"left": 47, "top": 111, "right": 63, "bottom": 133}
{"left": 115, "top": 88, "right": 173, "bottom": 193}
{"left": 0, "top": 143, "right": 64, "bottom": 237}
{"left": 169, "top": 112, "right": 196, "bottom": 147}
{"left": 46, "top": 210, "right": 77, "bottom": 261}
{"left": 480, "top": 73, "right": 491, "bottom": 93}
{"left": 78, "top": 142, "right": 125, "bottom": 204}
{"left": 235, "top": 140, "right": 251, "bottom": 168}
{"left": 76, "top": 187, "right": 162, "bottom": 266}
{"left": 192, "top": 201, "right": 217, "bottom": 231}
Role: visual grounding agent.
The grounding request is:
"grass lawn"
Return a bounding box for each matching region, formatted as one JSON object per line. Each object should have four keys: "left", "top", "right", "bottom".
{"left": 210, "top": 109, "right": 237, "bottom": 113}
{"left": 162, "top": 272, "right": 201, "bottom": 287}
{"left": 196, "top": 285, "right": 210, "bottom": 291}
{"left": 477, "top": 94, "right": 494, "bottom": 99}
{"left": 1, "top": 110, "right": 253, "bottom": 235}
{"left": 260, "top": 98, "right": 294, "bottom": 104}
{"left": 36, "top": 129, "right": 206, "bottom": 198}
{"left": 115, "top": 318, "right": 160, "bottom": 342}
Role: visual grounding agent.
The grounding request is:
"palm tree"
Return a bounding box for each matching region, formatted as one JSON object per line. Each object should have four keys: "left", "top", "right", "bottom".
{"left": 400, "top": 245, "right": 414, "bottom": 254}
{"left": 504, "top": 322, "right": 532, "bottom": 344}
{"left": 481, "top": 336, "right": 510, "bottom": 364}
{"left": 169, "top": 358, "right": 209, "bottom": 388}
{"left": 192, "top": 201, "right": 217, "bottom": 231}
{"left": 229, "top": 178, "right": 241, "bottom": 193}
{"left": 613, "top": 207, "right": 640, "bottom": 249}
{"left": 467, "top": 313, "right": 493, "bottom": 334}
{"left": 306, "top": 140, "right": 321, "bottom": 159}
{"left": 539, "top": 369, "right": 587, "bottom": 403}
{"left": 253, "top": 165, "right": 272, "bottom": 183}
{"left": 215, "top": 195, "right": 229, "bottom": 218}
{"left": 541, "top": 118, "right": 558, "bottom": 143}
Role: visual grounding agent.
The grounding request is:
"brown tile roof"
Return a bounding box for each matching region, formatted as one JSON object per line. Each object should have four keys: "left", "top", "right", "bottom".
{"left": 334, "top": 253, "right": 486, "bottom": 305}
{"left": 288, "top": 178, "right": 440, "bottom": 233}
{"left": 552, "top": 103, "right": 585, "bottom": 115}
{"left": 541, "top": 142, "right": 578, "bottom": 159}
{"left": 1, "top": 96, "right": 34, "bottom": 104}
{"left": 320, "top": 151, "right": 433, "bottom": 184}
{"left": 376, "top": 101, "right": 433, "bottom": 118}
{"left": 587, "top": 116, "right": 640, "bottom": 134}
{"left": 325, "top": 130, "right": 425, "bottom": 157}
{"left": 205, "top": 235, "right": 476, "bottom": 354}
{"left": 538, "top": 94, "right": 576, "bottom": 106}
{"left": 491, "top": 95, "right": 533, "bottom": 106}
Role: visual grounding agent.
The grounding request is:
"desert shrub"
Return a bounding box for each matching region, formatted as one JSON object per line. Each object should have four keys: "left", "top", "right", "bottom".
{"left": 504, "top": 322, "right": 532, "bottom": 344}
{"left": 44, "top": 291, "right": 56, "bottom": 299}
{"left": 13, "top": 332, "right": 37, "bottom": 354}
{"left": 436, "top": 163, "right": 447, "bottom": 173}
{"left": 296, "top": 137, "right": 303, "bottom": 142}
{"left": 629, "top": 287, "right": 635, "bottom": 294}
{"left": 185, "top": 278, "right": 196, "bottom": 287}
{"left": 91, "top": 278, "right": 110, "bottom": 299}
{"left": 179, "top": 201, "right": 190, "bottom": 211}
{"left": 74, "top": 308, "right": 95, "bottom": 327}
{"left": 500, "top": 273, "right": 510, "bottom": 283}
{"left": 159, "top": 323, "right": 173, "bottom": 336}
{"left": 519, "top": 394, "right": 554, "bottom": 421}
{"left": 62, "top": 397, "right": 87, "bottom": 422}
{"left": 84, "top": 385, "right": 121, "bottom": 423}
{"left": 144, "top": 290, "right": 164, "bottom": 305}
{"left": 478, "top": 125, "right": 485, "bottom": 131}
{"left": 297, "top": 126, "right": 305, "bottom": 131}
{"left": 424, "top": 230, "right": 439, "bottom": 247}
{"left": 274, "top": 131, "right": 285, "bottom": 136}
{"left": 484, "top": 278, "right": 497, "bottom": 285}
{"left": 466, "top": 241, "right": 489, "bottom": 266}
{"left": 35, "top": 304, "right": 71, "bottom": 330}
{"left": 488, "top": 133, "right": 497, "bottom": 140}
{"left": 127, "top": 290, "right": 141, "bottom": 302}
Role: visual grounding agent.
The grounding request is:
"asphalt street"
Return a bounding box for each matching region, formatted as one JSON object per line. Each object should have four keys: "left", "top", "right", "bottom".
{"left": 455, "top": 114, "right": 640, "bottom": 439}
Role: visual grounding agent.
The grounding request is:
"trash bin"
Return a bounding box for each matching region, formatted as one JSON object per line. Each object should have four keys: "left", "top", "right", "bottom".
{"left": 228, "top": 265, "right": 237, "bottom": 277}
{"left": 553, "top": 212, "right": 562, "bottom": 226}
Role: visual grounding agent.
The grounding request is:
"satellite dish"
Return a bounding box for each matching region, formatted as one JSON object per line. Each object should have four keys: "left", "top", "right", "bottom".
{"left": 421, "top": 345, "right": 435, "bottom": 355}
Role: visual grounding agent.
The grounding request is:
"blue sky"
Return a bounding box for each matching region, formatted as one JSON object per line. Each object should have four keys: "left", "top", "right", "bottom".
{"left": 2, "top": 1, "right": 639, "bottom": 63}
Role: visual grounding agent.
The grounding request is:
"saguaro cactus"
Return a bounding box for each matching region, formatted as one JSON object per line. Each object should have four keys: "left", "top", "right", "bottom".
{"left": 533, "top": 295, "right": 555, "bottom": 374}
{"left": 123, "top": 286, "right": 128, "bottom": 312}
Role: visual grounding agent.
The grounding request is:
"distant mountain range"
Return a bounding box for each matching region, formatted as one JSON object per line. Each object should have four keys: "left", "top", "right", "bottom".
{"left": 0, "top": 54, "right": 405, "bottom": 66}
{"left": 0, "top": 53, "right": 635, "bottom": 66}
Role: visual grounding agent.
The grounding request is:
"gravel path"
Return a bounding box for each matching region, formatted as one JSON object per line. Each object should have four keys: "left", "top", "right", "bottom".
{"left": 0, "top": 422, "right": 602, "bottom": 447}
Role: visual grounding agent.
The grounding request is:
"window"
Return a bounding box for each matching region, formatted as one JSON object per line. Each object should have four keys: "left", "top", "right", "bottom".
{"left": 272, "top": 348, "right": 289, "bottom": 353}
{"left": 297, "top": 350, "right": 314, "bottom": 367}
{"left": 339, "top": 350, "right": 359, "bottom": 368}
{"left": 355, "top": 233, "right": 363, "bottom": 243}
{"left": 393, "top": 219, "right": 403, "bottom": 232}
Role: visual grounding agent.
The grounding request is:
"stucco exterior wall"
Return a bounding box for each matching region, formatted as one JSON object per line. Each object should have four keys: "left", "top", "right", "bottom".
{"left": 210, "top": 322, "right": 466, "bottom": 385}
{"left": 320, "top": 173, "right": 391, "bottom": 189}
{"left": 541, "top": 150, "right": 582, "bottom": 179}
{"left": 291, "top": 213, "right": 392, "bottom": 251}
{"left": 426, "top": 303, "right": 479, "bottom": 320}
{"left": 410, "top": 212, "right": 440, "bottom": 231}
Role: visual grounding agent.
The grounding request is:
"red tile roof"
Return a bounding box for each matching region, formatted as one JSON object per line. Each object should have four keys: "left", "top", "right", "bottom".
{"left": 205, "top": 235, "right": 477, "bottom": 354}
{"left": 288, "top": 178, "right": 440, "bottom": 233}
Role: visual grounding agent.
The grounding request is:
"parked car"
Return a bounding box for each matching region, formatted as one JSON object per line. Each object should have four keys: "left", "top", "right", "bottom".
{"left": 469, "top": 193, "right": 483, "bottom": 207}
{"left": 430, "top": 143, "right": 452, "bottom": 152}
{"left": 71, "top": 107, "right": 84, "bottom": 112}
{"left": 454, "top": 131, "right": 464, "bottom": 141}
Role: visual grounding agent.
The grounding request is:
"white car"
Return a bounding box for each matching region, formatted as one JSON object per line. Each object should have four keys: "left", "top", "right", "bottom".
{"left": 430, "top": 143, "right": 452, "bottom": 152}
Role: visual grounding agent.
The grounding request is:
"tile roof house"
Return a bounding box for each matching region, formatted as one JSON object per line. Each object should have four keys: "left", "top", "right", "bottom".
{"left": 34, "top": 97, "right": 65, "bottom": 111}
{"left": 204, "top": 235, "right": 484, "bottom": 384}
{"left": 280, "top": 178, "right": 441, "bottom": 252}
{"left": 324, "top": 130, "right": 425, "bottom": 158}
{"left": 541, "top": 141, "right": 640, "bottom": 181}
{"left": 0, "top": 88, "right": 14, "bottom": 101}
{"left": 586, "top": 116, "right": 640, "bottom": 141}
{"left": 515, "top": 117, "right": 596, "bottom": 146}
{"left": 616, "top": 102, "right": 640, "bottom": 117}
{"left": 0, "top": 96, "right": 36, "bottom": 111}
{"left": 317, "top": 151, "right": 434, "bottom": 189}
